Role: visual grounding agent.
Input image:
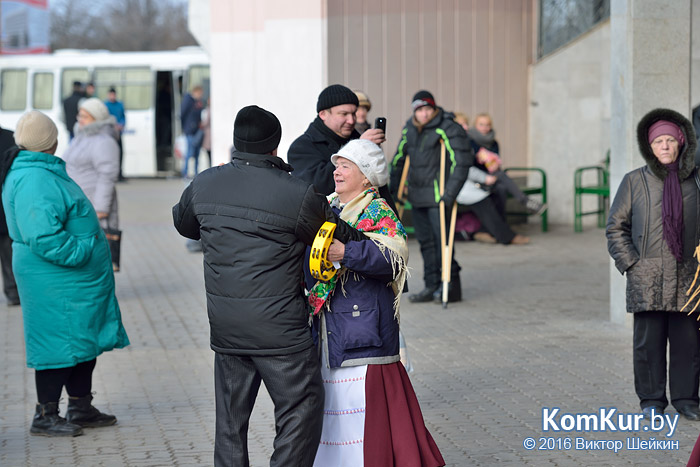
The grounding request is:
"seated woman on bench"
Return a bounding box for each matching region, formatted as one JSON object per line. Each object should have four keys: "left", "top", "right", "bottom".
{"left": 466, "top": 112, "right": 546, "bottom": 216}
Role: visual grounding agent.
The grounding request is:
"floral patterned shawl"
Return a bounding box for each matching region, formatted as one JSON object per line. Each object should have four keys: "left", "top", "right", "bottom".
{"left": 307, "top": 187, "right": 409, "bottom": 320}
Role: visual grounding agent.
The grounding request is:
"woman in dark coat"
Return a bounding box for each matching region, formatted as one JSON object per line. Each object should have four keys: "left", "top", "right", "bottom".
{"left": 607, "top": 108, "right": 700, "bottom": 421}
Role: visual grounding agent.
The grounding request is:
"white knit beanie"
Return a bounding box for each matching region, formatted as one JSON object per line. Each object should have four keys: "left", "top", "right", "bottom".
{"left": 14, "top": 110, "right": 58, "bottom": 153}
{"left": 79, "top": 97, "right": 110, "bottom": 121}
{"left": 331, "top": 139, "right": 389, "bottom": 187}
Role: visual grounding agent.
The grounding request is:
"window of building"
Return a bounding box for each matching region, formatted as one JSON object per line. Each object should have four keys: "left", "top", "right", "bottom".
{"left": 33, "top": 72, "right": 54, "bottom": 110}
{"left": 538, "top": 0, "right": 610, "bottom": 58}
{"left": 1, "top": 69, "right": 27, "bottom": 111}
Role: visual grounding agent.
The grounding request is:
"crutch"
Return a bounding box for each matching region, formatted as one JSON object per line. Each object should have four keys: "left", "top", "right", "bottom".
{"left": 396, "top": 156, "right": 410, "bottom": 220}
{"left": 438, "top": 140, "right": 458, "bottom": 309}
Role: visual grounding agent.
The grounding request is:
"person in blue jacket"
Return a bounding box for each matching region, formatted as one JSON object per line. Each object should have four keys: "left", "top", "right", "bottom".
{"left": 1, "top": 111, "right": 129, "bottom": 437}
{"left": 104, "top": 87, "right": 126, "bottom": 181}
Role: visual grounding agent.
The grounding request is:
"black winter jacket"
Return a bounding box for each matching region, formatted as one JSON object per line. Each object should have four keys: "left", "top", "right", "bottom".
{"left": 288, "top": 117, "right": 360, "bottom": 195}
{"left": 62, "top": 91, "right": 82, "bottom": 133}
{"left": 172, "top": 151, "right": 365, "bottom": 355}
{"left": 389, "top": 108, "right": 473, "bottom": 208}
{"left": 0, "top": 128, "right": 15, "bottom": 236}
{"left": 607, "top": 108, "right": 700, "bottom": 313}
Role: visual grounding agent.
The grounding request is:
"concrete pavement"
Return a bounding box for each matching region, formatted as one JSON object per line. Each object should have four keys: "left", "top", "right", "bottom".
{"left": 1, "top": 178, "right": 698, "bottom": 466}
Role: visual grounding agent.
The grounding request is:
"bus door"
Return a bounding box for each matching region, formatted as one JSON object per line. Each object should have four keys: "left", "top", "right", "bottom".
{"left": 155, "top": 71, "right": 175, "bottom": 173}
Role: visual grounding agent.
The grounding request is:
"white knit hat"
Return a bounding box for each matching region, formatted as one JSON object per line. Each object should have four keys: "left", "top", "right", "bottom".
{"left": 79, "top": 97, "right": 110, "bottom": 121}
{"left": 14, "top": 110, "right": 58, "bottom": 153}
{"left": 331, "top": 139, "right": 389, "bottom": 187}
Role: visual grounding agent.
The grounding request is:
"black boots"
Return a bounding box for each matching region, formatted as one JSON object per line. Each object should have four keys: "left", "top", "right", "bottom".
{"left": 408, "top": 287, "right": 438, "bottom": 303}
{"left": 30, "top": 402, "right": 83, "bottom": 437}
{"left": 433, "top": 275, "right": 462, "bottom": 304}
{"left": 65, "top": 394, "right": 117, "bottom": 427}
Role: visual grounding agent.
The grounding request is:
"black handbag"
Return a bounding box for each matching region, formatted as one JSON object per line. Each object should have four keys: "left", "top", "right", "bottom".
{"left": 103, "top": 228, "right": 122, "bottom": 272}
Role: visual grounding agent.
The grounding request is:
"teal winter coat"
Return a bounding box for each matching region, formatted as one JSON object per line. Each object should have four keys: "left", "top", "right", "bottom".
{"left": 2, "top": 150, "right": 129, "bottom": 370}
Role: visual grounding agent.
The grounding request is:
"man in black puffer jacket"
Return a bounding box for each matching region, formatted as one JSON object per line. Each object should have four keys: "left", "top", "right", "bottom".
{"left": 173, "top": 105, "right": 365, "bottom": 467}
{"left": 390, "top": 91, "right": 472, "bottom": 304}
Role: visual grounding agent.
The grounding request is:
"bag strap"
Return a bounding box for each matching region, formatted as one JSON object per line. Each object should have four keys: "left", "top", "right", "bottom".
{"left": 695, "top": 167, "right": 700, "bottom": 191}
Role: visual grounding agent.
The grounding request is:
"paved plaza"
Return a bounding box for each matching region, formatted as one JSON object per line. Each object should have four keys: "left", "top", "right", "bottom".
{"left": 1, "top": 178, "right": 699, "bottom": 466}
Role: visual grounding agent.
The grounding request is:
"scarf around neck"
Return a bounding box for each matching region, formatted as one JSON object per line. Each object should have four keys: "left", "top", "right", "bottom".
{"left": 662, "top": 158, "right": 683, "bottom": 262}
{"left": 312, "top": 116, "right": 356, "bottom": 148}
{"left": 467, "top": 127, "right": 497, "bottom": 149}
{"left": 307, "top": 187, "right": 409, "bottom": 320}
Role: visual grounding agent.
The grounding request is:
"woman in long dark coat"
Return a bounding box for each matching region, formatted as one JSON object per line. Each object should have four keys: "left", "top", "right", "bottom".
{"left": 607, "top": 108, "right": 700, "bottom": 421}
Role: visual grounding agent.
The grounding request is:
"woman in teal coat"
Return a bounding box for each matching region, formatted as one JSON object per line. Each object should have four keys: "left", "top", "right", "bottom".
{"left": 1, "top": 111, "right": 129, "bottom": 437}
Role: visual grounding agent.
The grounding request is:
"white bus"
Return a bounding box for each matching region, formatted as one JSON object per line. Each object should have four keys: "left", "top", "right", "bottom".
{"left": 0, "top": 47, "right": 210, "bottom": 177}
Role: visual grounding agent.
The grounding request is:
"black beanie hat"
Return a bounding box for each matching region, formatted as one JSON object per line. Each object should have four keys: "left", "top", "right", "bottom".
{"left": 233, "top": 105, "right": 282, "bottom": 155}
{"left": 317, "top": 84, "right": 359, "bottom": 112}
{"left": 411, "top": 90, "right": 436, "bottom": 111}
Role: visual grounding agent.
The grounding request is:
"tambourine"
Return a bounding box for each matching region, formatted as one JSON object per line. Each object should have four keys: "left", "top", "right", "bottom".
{"left": 310, "top": 221, "right": 337, "bottom": 281}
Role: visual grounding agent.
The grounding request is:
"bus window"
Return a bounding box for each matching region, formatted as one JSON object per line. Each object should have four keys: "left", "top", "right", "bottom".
{"left": 33, "top": 72, "right": 54, "bottom": 110}
{"left": 1, "top": 69, "right": 27, "bottom": 111}
{"left": 95, "top": 67, "right": 152, "bottom": 111}
{"left": 186, "top": 65, "right": 209, "bottom": 94}
{"left": 61, "top": 68, "right": 90, "bottom": 99}
{"left": 94, "top": 68, "right": 121, "bottom": 100}
{"left": 124, "top": 68, "right": 151, "bottom": 110}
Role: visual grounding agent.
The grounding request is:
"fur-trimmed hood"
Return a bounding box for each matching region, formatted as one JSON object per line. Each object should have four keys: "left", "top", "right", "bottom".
{"left": 637, "top": 108, "right": 697, "bottom": 181}
{"left": 73, "top": 117, "right": 118, "bottom": 140}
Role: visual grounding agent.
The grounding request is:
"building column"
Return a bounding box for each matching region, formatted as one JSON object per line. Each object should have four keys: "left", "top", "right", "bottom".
{"left": 199, "top": 0, "right": 328, "bottom": 166}
{"left": 609, "top": 0, "right": 692, "bottom": 324}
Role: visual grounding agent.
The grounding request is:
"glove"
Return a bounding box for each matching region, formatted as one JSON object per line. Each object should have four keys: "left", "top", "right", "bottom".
{"left": 440, "top": 194, "right": 456, "bottom": 208}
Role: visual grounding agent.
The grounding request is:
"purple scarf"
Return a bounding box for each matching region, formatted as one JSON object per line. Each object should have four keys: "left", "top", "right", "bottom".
{"left": 662, "top": 159, "right": 683, "bottom": 262}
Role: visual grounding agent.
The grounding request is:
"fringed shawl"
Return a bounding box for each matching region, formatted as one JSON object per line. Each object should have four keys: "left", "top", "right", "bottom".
{"left": 307, "top": 187, "right": 409, "bottom": 321}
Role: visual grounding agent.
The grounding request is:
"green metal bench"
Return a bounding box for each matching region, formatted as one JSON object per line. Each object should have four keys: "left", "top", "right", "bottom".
{"left": 574, "top": 151, "right": 610, "bottom": 233}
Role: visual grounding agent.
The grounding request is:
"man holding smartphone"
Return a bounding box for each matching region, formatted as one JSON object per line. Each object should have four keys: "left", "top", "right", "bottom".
{"left": 288, "top": 84, "right": 387, "bottom": 196}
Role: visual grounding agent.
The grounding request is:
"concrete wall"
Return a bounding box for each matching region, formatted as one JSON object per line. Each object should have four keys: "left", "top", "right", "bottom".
{"left": 609, "top": 0, "right": 692, "bottom": 324}
{"left": 528, "top": 21, "right": 611, "bottom": 226}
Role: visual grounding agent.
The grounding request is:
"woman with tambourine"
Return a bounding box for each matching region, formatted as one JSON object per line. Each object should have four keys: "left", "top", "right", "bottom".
{"left": 306, "top": 139, "right": 444, "bottom": 467}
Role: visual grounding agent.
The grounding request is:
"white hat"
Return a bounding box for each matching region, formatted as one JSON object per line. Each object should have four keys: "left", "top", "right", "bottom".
{"left": 14, "top": 110, "right": 58, "bottom": 153}
{"left": 79, "top": 97, "right": 110, "bottom": 121}
{"left": 331, "top": 139, "right": 389, "bottom": 187}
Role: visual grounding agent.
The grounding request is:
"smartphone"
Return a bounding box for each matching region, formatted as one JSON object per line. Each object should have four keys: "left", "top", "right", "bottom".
{"left": 374, "top": 117, "right": 386, "bottom": 132}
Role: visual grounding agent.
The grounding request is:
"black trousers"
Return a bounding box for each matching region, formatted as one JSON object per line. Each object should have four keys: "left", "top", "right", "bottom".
{"left": 469, "top": 195, "right": 516, "bottom": 244}
{"left": 0, "top": 235, "right": 18, "bottom": 302}
{"left": 412, "top": 205, "right": 461, "bottom": 290}
{"left": 214, "top": 347, "right": 324, "bottom": 467}
{"left": 633, "top": 311, "right": 700, "bottom": 410}
{"left": 35, "top": 359, "right": 96, "bottom": 404}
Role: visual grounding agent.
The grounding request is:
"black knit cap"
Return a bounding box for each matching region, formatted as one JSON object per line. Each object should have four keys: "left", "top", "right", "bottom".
{"left": 317, "top": 84, "right": 359, "bottom": 112}
{"left": 233, "top": 105, "right": 282, "bottom": 155}
{"left": 411, "top": 90, "right": 436, "bottom": 111}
